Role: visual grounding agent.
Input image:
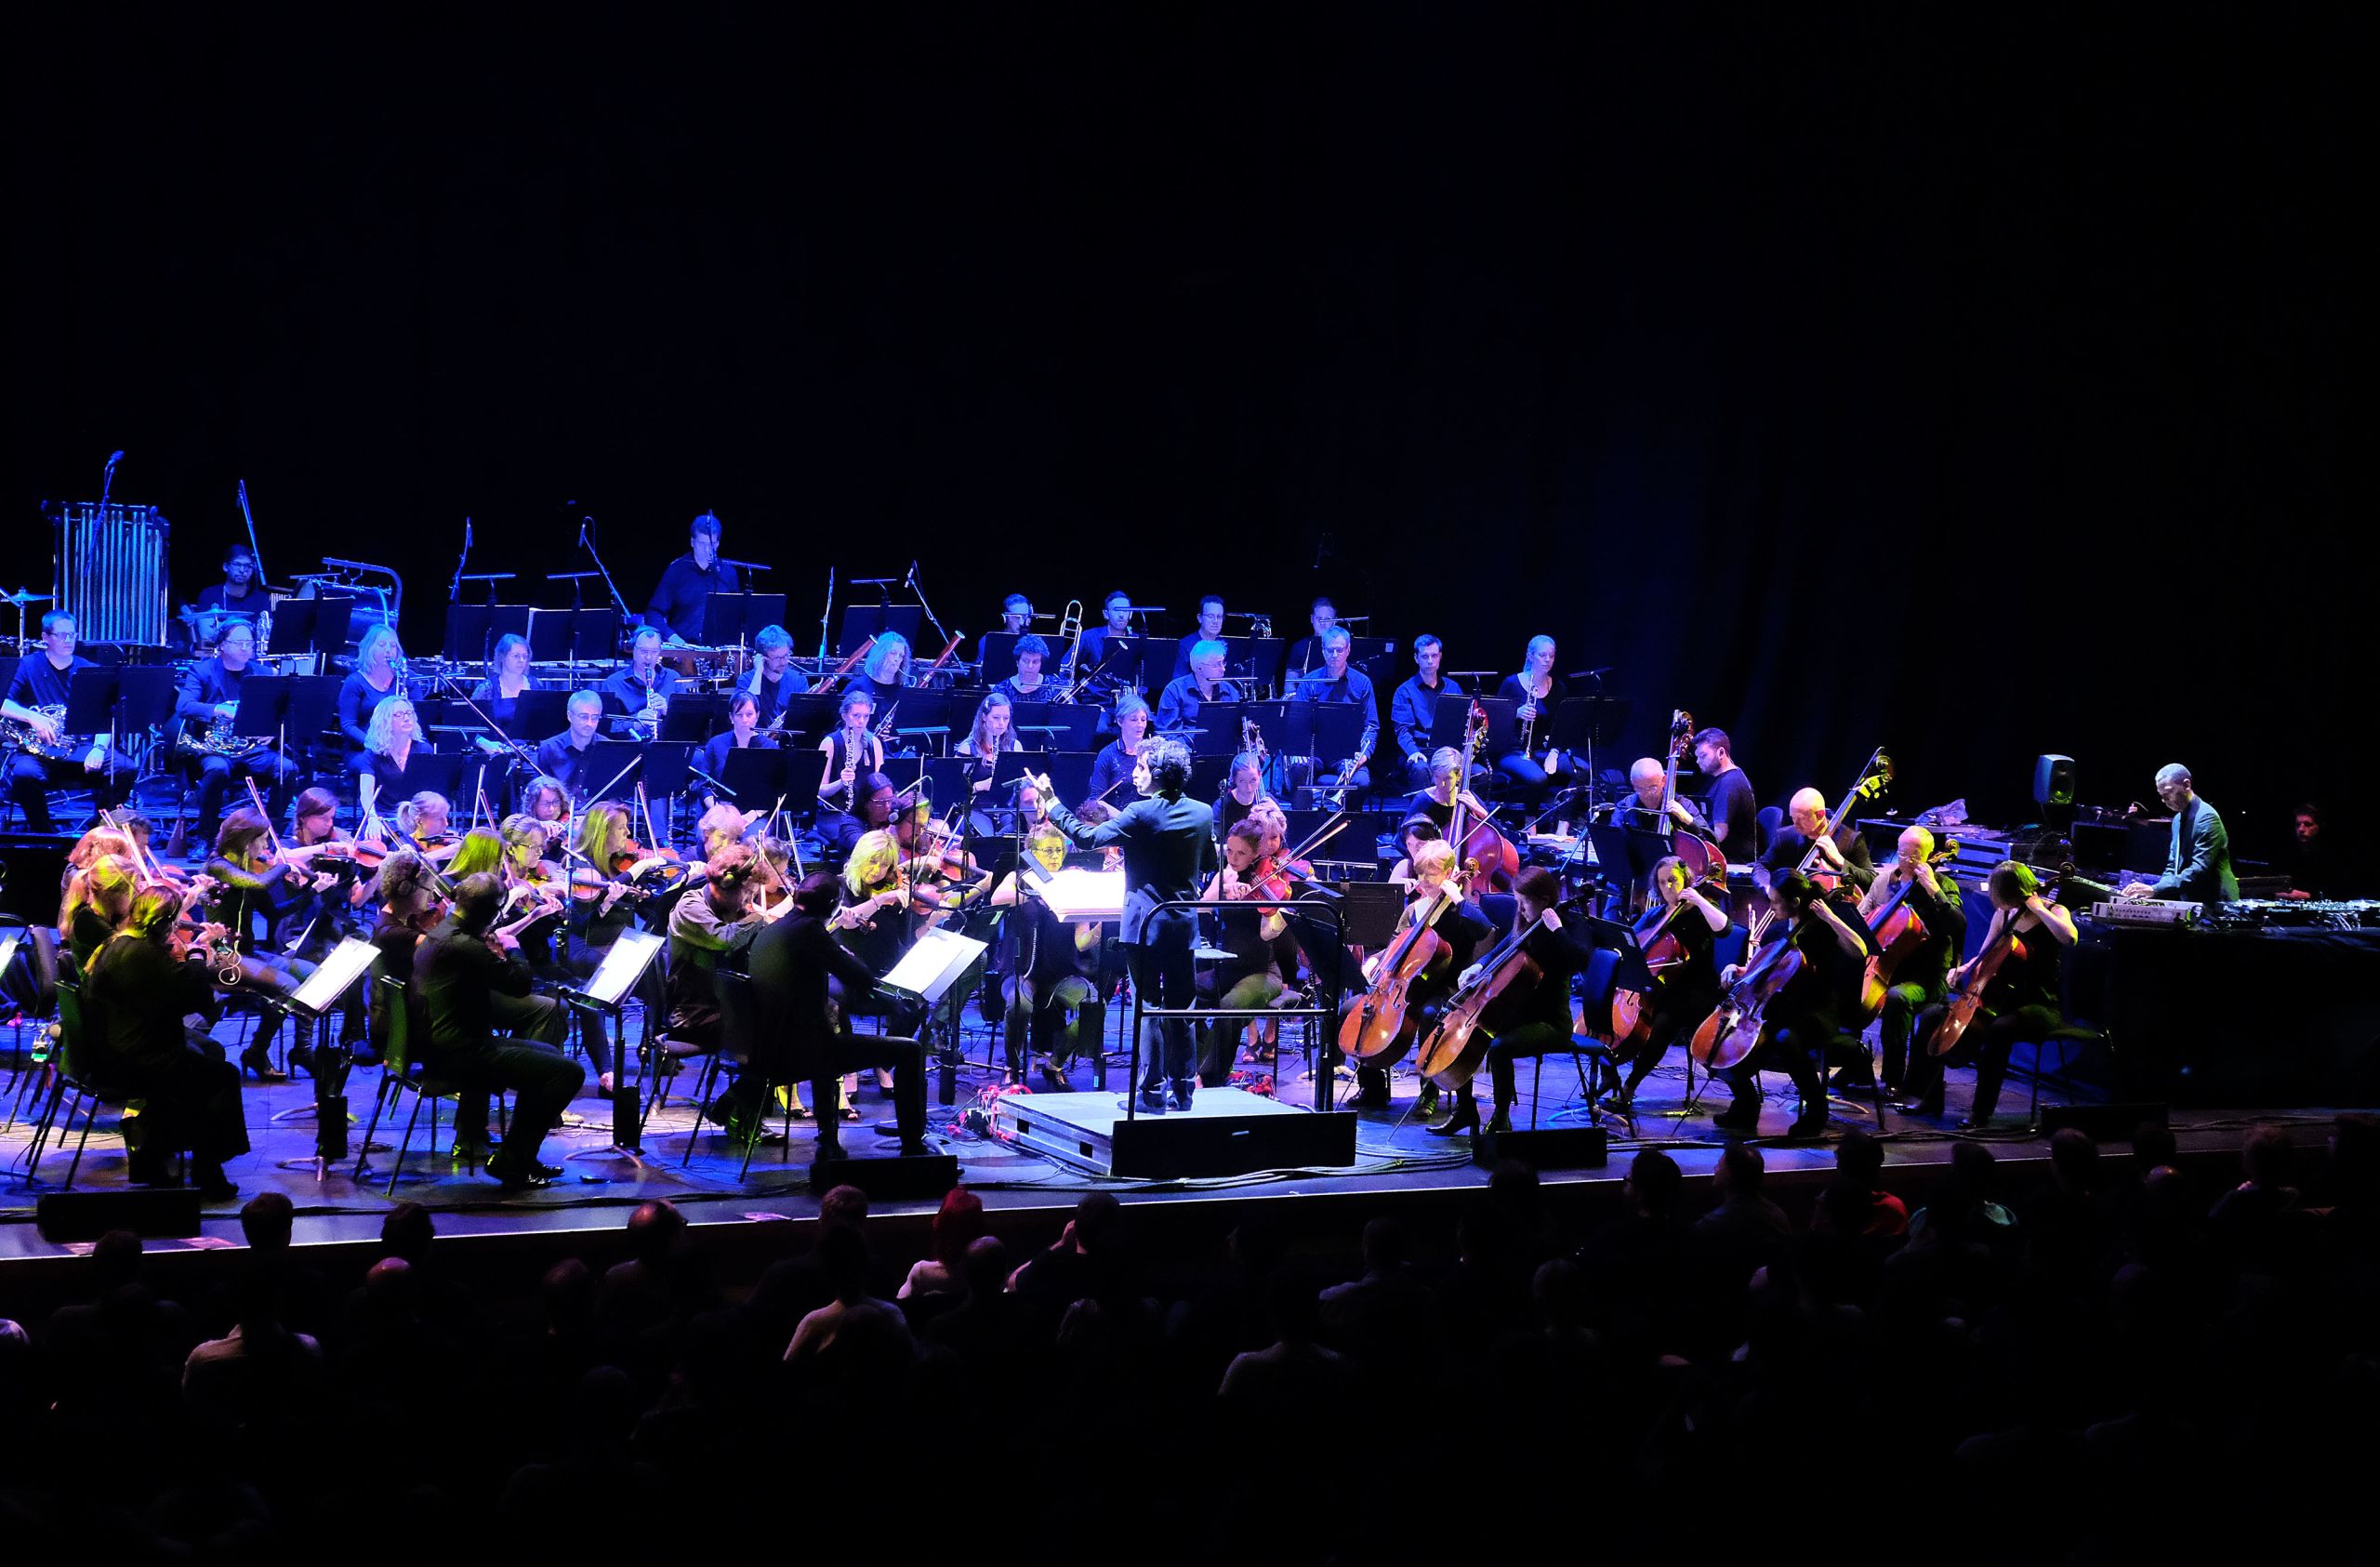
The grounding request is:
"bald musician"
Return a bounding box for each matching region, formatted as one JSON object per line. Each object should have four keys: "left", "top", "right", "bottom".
{"left": 1858, "top": 826, "right": 1966, "bottom": 1099}
{"left": 1606, "top": 758, "right": 1712, "bottom": 837}
{"left": 1756, "top": 786, "right": 1875, "bottom": 894}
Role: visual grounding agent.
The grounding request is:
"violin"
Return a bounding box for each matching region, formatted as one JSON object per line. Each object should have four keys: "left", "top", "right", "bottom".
{"left": 1338, "top": 870, "right": 1465, "bottom": 1066}
{"left": 1414, "top": 906, "right": 1553, "bottom": 1088}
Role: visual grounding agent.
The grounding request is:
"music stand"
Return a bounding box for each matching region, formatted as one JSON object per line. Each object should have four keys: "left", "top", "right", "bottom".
{"left": 527, "top": 607, "right": 620, "bottom": 666}
{"left": 877, "top": 926, "right": 991, "bottom": 1103}
{"left": 1552, "top": 696, "right": 1631, "bottom": 809}
{"left": 1217, "top": 636, "right": 1285, "bottom": 694}
{"left": 767, "top": 693, "right": 841, "bottom": 746}
{"left": 879, "top": 691, "right": 957, "bottom": 757}
{"left": 65, "top": 664, "right": 173, "bottom": 793}
{"left": 1038, "top": 750, "right": 1098, "bottom": 806}
{"left": 719, "top": 745, "right": 799, "bottom": 810}
{"left": 702, "top": 591, "right": 787, "bottom": 648}
{"left": 229, "top": 673, "right": 336, "bottom": 750}
{"left": 270, "top": 596, "right": 357, "bottom": 660}
{"left": 1585, "top": 824, "right": 1670, "bottom": 918}
{"left": 839, "top": 604, "right": 923, "bottom": 657}
{"left": 1164, "top": 699, "right": 1246, "bottom": 755}
{"left": 266, "top": 935, "right": 381, "bottom": 1175}
{"left": 975, "top": 631, "right": 1024, "bottom": 685}
{"left": 1337, "top": 881, "right": 1408, "bottom": 949}
{"left": 660, "top": 696, "right": 728, "bottom": 743}
{"left": 560, "top": 927, "right": 668, "bottom": 1163}
{"left": 1007, "top": 701, "right": 1102, "bottom": 751}
{"left": 443, "top": 604, "right": 531, "bottom": 666}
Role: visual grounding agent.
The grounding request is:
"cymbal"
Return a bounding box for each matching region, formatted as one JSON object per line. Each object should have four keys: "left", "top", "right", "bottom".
{"left": 3, "top": 588, "right": 54, "bottom": 607}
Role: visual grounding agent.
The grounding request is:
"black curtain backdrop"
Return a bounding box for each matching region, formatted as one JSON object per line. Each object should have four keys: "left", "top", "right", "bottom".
{"left": 7, "top": 5, "right": 2360, "bottom": 867}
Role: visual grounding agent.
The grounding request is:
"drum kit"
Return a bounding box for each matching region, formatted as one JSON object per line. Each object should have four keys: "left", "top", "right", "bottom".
{"left": 4, "top": 585, "right": 52, "bottom": 652}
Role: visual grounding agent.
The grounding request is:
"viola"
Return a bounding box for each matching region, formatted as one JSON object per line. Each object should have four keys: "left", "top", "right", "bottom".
{"left": 1338, "top": 872, "right": 1463, "bottom": 1066}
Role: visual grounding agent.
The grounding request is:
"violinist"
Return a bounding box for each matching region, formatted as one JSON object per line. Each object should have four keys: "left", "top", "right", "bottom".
{"left": 60, "top": 853, "right": 141, "bottom": 970}
{"left": 990, "top": 824, "right": 1112, "bottom": 1088}
{"left": 568, "top": 801, "right": 668, "bottom": 1094}
{"left": 991, "top": 633, "right": 1053, "bottom": 705}
{"left": 1606, "top": 757, "right": 1711, "bottom": 836}
{"left": 1171, "top": 594, "right": 1228, "bottom": 679}
{"left": 521, "top": 775, "right": 571, "bottom": 830}
{"left": 1391, "top": 635, "right": 1468, "bottom": 790}
{"left": 469, "top": 632, "right": 536, "bottom": 746}
{"left": 357, "top": 696, "right": 434, "bottom": 828}
{"left": 1157, "top": 639, "right": 1243, "bottom": 731}
{"left": 739, "top": 624, "right": 811, "bottom": 730}
{"left": 1494, "top": 635, "right": 1566, "bottom": 801}
{"left": 820, "top": 770, "right": 899, "bottom": 861}
{"left": 1712, "top": 870, "right": 1871, "bottom": 1137}
{"left": 664, "top": 840, "right": 767, "bottom": 1060}
{"left": 1902, "top": 861, "right": 2075, "bottom": 1128}
{"left": 699, "top": 692, "right": 777, "bottom": 807}
{"left": 847, "top": 631, "right": 912, "bottom": 707}
{"left": 1757, "top": 787, "right": 1875, "bottom": 896}
{"left": 84, "top": 888, "right": 249, "bottom": 1200}
{"left": 645, "top": 511, "right": 738, "bottom": 644}
{"left": 206, "top": 808, "right": 347, "bottom": 1082}
{"left": 534, "top": 693, "right": 606, "bottom": 804}
{"left": 1403, "top": 747, "right": 1494, "bottom": 836}
{"left": 815, "top": 690, "right": 886, "bottom": 816}
{"left": 1086, "top": 696, "right": 1156, "bottom": 805}
{"left": 1611, "top": 856, "right": 1728, "bottom": 1108}
{"left": 272, "top": 787, "right": 372, "bottom": 1064}
{"left": 832, "top": 829, "right": 928, "bottom": 1109}
{"left": 602, "top": 626, "right": 680, "bottom": 738}
{"left": 1288, "top": 628, "right": 1376, "bottom": 802}
{"left": 174, "top": 620, "right": 297, "bottom": 852}
{"left": 1431, "top": 867, "right": 1594, "bottom": 1136}
{"left": 962, "top": 692, "right": 1025, "bottom": 797}
{"left": 1858, "top": 826, "right": 1965, "bottom": 1100}
{"left": 1198, "top": 817, "right": 1289, "bottom": 1084}
{"left": 393, "top": 792, "right": 461, "bottom": 864}
{"left": 336, "top": 625, "right": 405, "bottom": 775}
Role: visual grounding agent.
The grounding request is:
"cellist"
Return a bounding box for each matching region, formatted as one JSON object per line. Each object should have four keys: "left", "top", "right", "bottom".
{"left": 1341, "top": 839, "right": 1491, "bottom": 1117}
{"left": 1900, "top": 861, "right": 2075, "bottom": 1129}
{"left": 1610, "top": 855, "right": 1728, "bottom": 1109}
{"left": 1858, "top": 826, "right": 1965, "bottom": 1101}
{"left": 1712, "top": 870, "right": 1871, "bottom": 1137}
{"left": 1428, "top": 867, "right": 1594, "bottom": 1136}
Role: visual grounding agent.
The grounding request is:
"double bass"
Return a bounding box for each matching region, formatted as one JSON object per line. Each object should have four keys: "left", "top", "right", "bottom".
{"left": 1657, "top": 708, "right": 1726, "bottom": 886}
{"left": 1689, "top": 748, "right": 1891, "bottom": 1072}
{"left": 1448, "top": 703, "right": 1518, "bottom": 897}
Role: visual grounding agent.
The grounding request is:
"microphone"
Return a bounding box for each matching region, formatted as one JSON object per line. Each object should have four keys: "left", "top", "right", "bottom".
{"left": 105, "top": 450, "right": 125, "bottom": 470}
{"left": 577, "top": 517, "right": 587, "bottom": 548}
{"left": 719, "top": 557, "right": 772, "bottom": 571}
{"left": 1566, "top": 667, "right": 1613, "bottom": 679}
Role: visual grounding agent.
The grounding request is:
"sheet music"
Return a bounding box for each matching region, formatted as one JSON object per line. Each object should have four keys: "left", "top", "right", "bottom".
{"left": 880, "top": 926, "right": 989, "bottom": 1003}
{"left": 584, "top": 928, "right": 665, "bottom": 1007}
{"left": 1026, "top": 867, "right": 1128, "bottom": 921}
{"left": 290, "top": 936, "right": 378, "bottom": 1013}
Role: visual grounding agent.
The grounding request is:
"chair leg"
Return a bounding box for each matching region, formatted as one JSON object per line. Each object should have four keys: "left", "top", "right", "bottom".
{"left": 1529, "top": 1054, "right": 1541, "bottom": 1131}
{"left": 389, "top": 1089, "right": 429, "bottom": 1197}
{"left": 679, "top": 1053, "right": 725, "bottom": 1168}
{"left": 61, "top": 1093, "right": 101, "bottom": 1191}
{"left": 352, "top": 1076, "right": 394, "bottom": 1183}
{"left": 20, "top": 1078, "right": 72, "bottom": 1185}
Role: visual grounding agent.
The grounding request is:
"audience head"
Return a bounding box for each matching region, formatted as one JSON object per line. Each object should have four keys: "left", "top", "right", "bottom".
{"left": 932, "top": 1188, "right": 987, "bottom": 1269}
{"left": 381, "top": 1202, "right": 436, "bottom": 1265}
{"left": 1625, "top": 1149, "right": 1683, "bottom": 1219}
{"left": 1071, "top": 1190, "right": 1123, "bottom": 1255}
{"left": 240, "top": 1191, "right": 296, "bottom": 1254}
{"left": 1716, "top": 1143, "right": 1766, "bottom": 1199}
{"left": 626, "top": 1200, "right": 686, "bottom": 1267}
{"left": 819, "top": 1184, "right": 871, "bottom": 1230}
{"left": 2049, "top": 1127, "right": 2100, "bottom": 1191}
{"left": 1834, "top": 1129, "right": 1885, "bottom": 1187}
{"left": 2241, "top": 1123, "right": 2294, "bottom": 1189}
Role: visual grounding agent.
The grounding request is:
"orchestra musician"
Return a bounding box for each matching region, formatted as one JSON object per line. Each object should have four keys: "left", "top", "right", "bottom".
{"left": 415, "top": 872, "right": 586, "bottom": 1188}
{"left": 1606, "top": 757, "right": 1711, "bottom": 836}
{"left": 5, "top": 611, "right": 134, "bottom": 833}
{"left": 1031, "top": 737, "right": 1215, "bottom": 1113}
{"left": 698, "top": 692, "right": 777, "bottom": 807}
{"left": 1076, "top": 591, "right": 1137, "bottom": 683}
{"left": 273, "top": 787, "right": 372, "bottom": 1064}
{"left": 520, "top": 775, "right": 571, "bottom": 830}
{"left": 1086, "top": 696, "right": 1156, "bottom": 805}
{"left": 84, "top": 888, "right": 249, "bottom": 1200}
{"left": 744, "top": 870, "right": 934, "bottom": 1161}
{"left": 1283, "top": 597, "right": 1339, "bottom": 680}
{"left": 1610, "top": 856, "right": 1729, "bottom": 1108}
{"left": 469, "top": 632, "right": 536, "bottom": 750}
{"left": 2119, "top": 763, "right": 2240, "bottom": 905}
{"left": 989, "top": 824, "right": 1113, "bottom": 1089}
{"left": 991, "top": 633, "right": 1053, "bottom": 705}
{"left": 1198, "top": 817, "right": 1289, "bottom": 1085}
{"left": 819, "top": 771, "right": 899, "bottom": 860}
{"left": 1391, "top": 634, "right": 1469, "bottom": 790}
{"left": 1691, "top": 727, "right": 1757, "bottom": 854}
{"left": 1157, "top": 640, "right": 1243, "bottom": 731}
{"left": 2285, "top": 803, "right": 2331, "bottom": 901}
{"left": 1345, "top": 838, "right": 1494, "bottom": 1116}
{"left": 815, "top": 689, "right": 886, "bottom": 809}
{"left": 1494, "top": 635, "right": 1567, "bottom": 800}
{"left": 974, "top": 593, "right": 1037, "bottom": 674}
{"left": 601, "top": 626, "right": 680, "bottom": 737}
{"left": 337, "top": 625, "right": 406, "bottom": 773}
{"left": 1402, "top": 746, "right": 1493, "bottom": 835}
{"left": 1214, "top": 751, "right": 1274, "bottom": 846}
{"left": 568, "top": 801, "right": 666, "bottom": 1095}
{"left": 534, "top": 692, "right": 606, "bottom": 804}
{"left": 1384, "top": 816, "right": 1443, "bottom": 888}
{"left": 1431, "top": 867, "right": 1596, "bottom": 1136}
{"left": 739, "top": 624, "right": 811, "bottom": 729}
{"left": 1758, "top": 786, "right": 1876, "bottom": 894}
{"left": 1170, "top": 595, "right": 1228, "bottom": 679}
{"left": 60, "top": 852, "right": 140, "bottom": 970}
{"left": 1712, "top": 870, "right": 1872, "bottom": 1138}
{"left": 356, "top": 696, "right": 434, "bottom": 829}
{"left": 1903, "top": 861, "right": 2078, "bottom": 1129}
{"left": 664, "top": 840, "right": 766, "bottom": 1061}
{"left": 206, "top": 807, "right": 348, "bottom": 1082}
{"left": 172, "top": 620, "right": 297, "bottom": 852}
{"left": 184, "top": 541, "right": 268, "bottom": 648}
{"left": 962, "top": 692, "right": 1024, "bottom": 797}
{"left": 1289, "top": 627, "right": 1377, "bottom": 801}
{"left": 392, "top": 791, "right": 460, "bottom": 864}
{"left": 645, "top": 511, "right": 738, "bottom": 645}
{"left": 847, "top": 631, "right": 911, "bottom": 706}
{"left": 1859, "top": 826, "right": 1965, "bottom": 1101}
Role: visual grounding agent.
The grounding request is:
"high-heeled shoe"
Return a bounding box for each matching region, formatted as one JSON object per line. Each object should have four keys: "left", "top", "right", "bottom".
{"left": 1038, "top": 1062, "right": 1069, "bottom": 1092}
{"left": 1427, "top": 1096, "right": 1480, "bottom": 1136}
{"left": 239, "top": 1047, "right": 288, "bottom": 1082}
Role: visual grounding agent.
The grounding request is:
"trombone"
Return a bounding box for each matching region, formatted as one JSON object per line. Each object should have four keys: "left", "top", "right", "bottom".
{"left": 1051, "top": 598, "right": 1085, "bottom": 702}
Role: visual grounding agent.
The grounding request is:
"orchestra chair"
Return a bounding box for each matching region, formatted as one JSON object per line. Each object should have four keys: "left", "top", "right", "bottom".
{"left": 2020, "top": 1022, "right": 2108, "bottom": 1133}
{"left": 352, "top": 973, "right": 509, "bottom": 1194}
{"left": 18, "top": 963, "right": 190, "bottom": 1191}
{"left": 1754, "top": 805, "right": 1783, "bottom": 860}
{"left": 4, "top": 923, "right": 64, "bottom": 1126}
{"left": 675, "top": 967, "right": 806, "bottom": 1181}
{"left": 1525, "top": 949, "right": 1626, "bottom": 1131}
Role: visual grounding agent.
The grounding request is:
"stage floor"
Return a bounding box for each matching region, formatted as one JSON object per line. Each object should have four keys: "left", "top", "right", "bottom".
{"left": 0, "top": 1008, "right": 2347, "bottom": 1267}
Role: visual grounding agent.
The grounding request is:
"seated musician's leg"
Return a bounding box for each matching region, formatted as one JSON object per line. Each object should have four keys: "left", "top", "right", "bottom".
{"left": 8, "top": 753, "right": 56, "bottom": 834}
{"left": 483, "top": 1040, "right": 587, "bottom": 1181}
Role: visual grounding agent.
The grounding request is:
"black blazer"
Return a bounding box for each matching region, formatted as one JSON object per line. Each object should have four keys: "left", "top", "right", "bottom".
{"left": 2155, "top": 796, "right": 2240, "bottom": 903}
{"left": 746, "top": 910, "right": 880, "bottom": 1076}
{"left": 1046, "top": 790, "right": 1214, "bottom": 944}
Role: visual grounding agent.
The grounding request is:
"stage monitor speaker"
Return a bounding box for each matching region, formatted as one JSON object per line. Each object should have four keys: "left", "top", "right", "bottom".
{"left": 1109, "top": 1106, "right": 1357, "bottom": 1179}
{"left": 2, "top": 831, "right": 73, "bottom": 924}
{"left": 2033, "top": 754, "right": 2076, "bottom": 808}
{"left": 809, "top": 1151, "right": 959, "bottom": 1201}
{"left": 2042, "top": 1101, "right": 2168, "bottom": 1142}
{"left": 36, "top": 1188, "right": 205, "bottom": 1242}
{"left": 1473, "top": 1124, "right": 1608, "bottom": 1171}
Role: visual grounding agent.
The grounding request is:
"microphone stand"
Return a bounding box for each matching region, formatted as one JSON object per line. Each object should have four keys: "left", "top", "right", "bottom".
{"left": 448, "top": 517, "right": 471, "bottom": 604}
{"left": 578, "top": 517, "right": 634, "bottom": 621}
{"left": 817, "top": 566, "right": 835, "bottom": 662}
{"left": 906, "top": 561, "right": 958, "bottom": 661}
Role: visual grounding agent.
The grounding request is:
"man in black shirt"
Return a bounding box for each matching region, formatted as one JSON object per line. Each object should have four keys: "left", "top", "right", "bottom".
{"left": 1289, "top": 628, "right": 1378, "bottom": 802}
{"left": 415, "top": 873, "right": 584, "bottom": 1187}
{"left": 1076, "top": 591, "right": 1138, "bottom": 687}
{"left": 644, "top": 511, "right": 739, "bottom": 644}
{"left": 534, "top": 692, "right": 606, "bottom": 803}
{"left": 1390, "top": 635, "right": 1469, "bottom": 791}
{"left": 600, "top": 627, "right": 681, "bottom": 737}
{"left": 2284, "top": 803, "right": 2334, "bottom": 900}
{"left": 1282, "top": 597, "right": 1339, "bottom": 681}
{"left": 1691, "top": 727, "right": 1757, "bottom": 858}
{"left": 173, "top": 621, "right": 298, "bottom": 848}
{"left": 1156, "top": 640, "right": 1243, "bottom": 732}
{"left": 4, "top": 611, "right": 132, "bottom": 832}
{"left": 185, "top": 542, "right": 269, "bottom": 647}
{"left": 1756, "top": 786, "right": 1876, "bottom": 895}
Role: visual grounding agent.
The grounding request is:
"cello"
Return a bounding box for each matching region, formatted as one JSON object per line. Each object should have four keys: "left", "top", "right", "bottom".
{"left": 1851, "top": 836, "right": 1959, "bottom": 1027}
{"left": 1927, "top": 870, "right": 2059, "bottom": 1057}
{"left": 1606, "top": 870, "right": 1722, "bottom": 1046}
{"left": 1413, "top": 906, "right": 1552, "bottom": 1089}
{"left": 1690, "top": 748, "right": 1891, "bottom": 1072}
{"left": 1337, "top": 867, "right": 1468, "bottom": 1066}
